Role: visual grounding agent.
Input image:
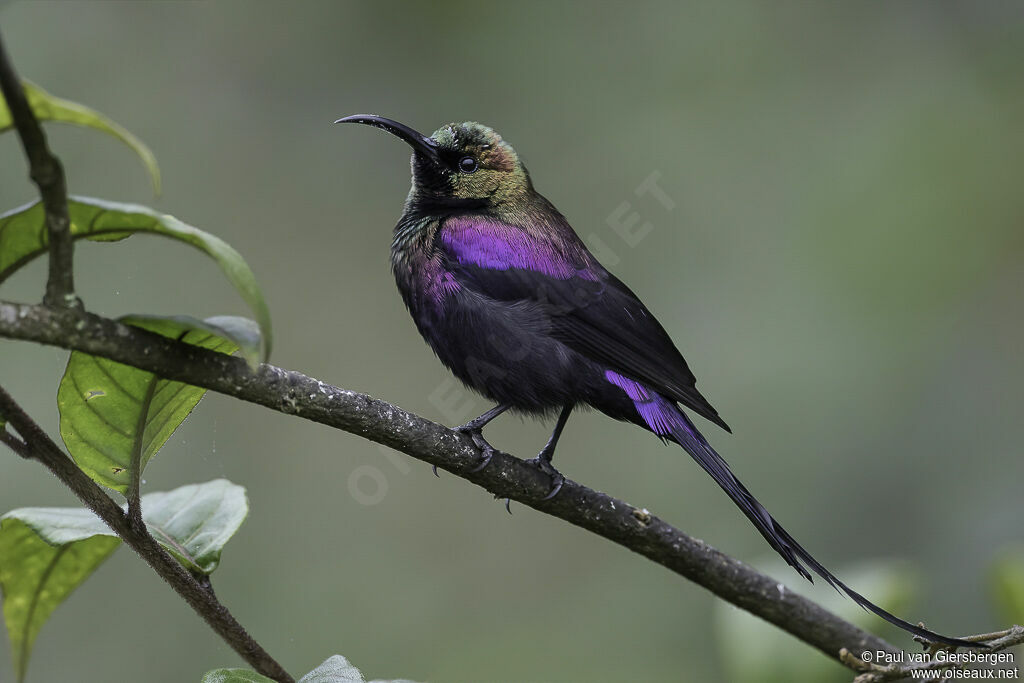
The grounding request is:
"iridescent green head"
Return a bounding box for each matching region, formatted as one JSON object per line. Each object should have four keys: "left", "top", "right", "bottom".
{"left": 336, "top": 115, "right": 531, "bottom": 205}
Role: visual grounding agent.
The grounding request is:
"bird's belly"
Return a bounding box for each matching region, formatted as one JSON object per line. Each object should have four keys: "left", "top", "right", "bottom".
{"left": 413, "top": 293, "right": 583, "bottom": 414}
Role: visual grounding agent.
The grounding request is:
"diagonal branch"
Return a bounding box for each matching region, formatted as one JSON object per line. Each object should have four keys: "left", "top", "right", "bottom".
{"left": 0, "top": 384, "right": 294, "bottom": 683}
{"left": 841, "top": 626, "right": 1024, "bottom": 682}
{"left": 0, "top": 30, "right": 79, "bottom": 308}
{"left": 0, "top": 300, "right": 930, "bottom": 670}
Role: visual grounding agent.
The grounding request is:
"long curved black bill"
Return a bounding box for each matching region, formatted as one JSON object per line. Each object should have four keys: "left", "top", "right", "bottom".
{"left": 335, "top": 114, "right": 440, "bottom": 163}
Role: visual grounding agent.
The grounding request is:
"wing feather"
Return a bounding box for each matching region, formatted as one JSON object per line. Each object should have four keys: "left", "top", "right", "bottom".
{"left": 437, "top": 213, "right": 730, "bottom": 431}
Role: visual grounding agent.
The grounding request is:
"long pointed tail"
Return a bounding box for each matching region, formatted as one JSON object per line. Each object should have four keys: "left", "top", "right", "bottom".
{"left": 654, "top": 395, "right": 974, "bottom": 647}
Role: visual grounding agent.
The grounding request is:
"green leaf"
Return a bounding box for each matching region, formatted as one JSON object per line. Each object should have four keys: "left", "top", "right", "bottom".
{"left": 990, "top": 544, "right": 1024, "bottom": 624}
{"left": 127, "top": 314, "right": 262, "bottom": 370}
{"left": 57, "top": 316, "right": 243, "bottom": 492}
{"left": 0, "top": 197, "right": 273, "bottom": 359}
{"left": 0, "top": 80, "right": 160, "bottom": 194}
{"left": 201, "top": 670, "right": 275, "bottom": 683}
{"left": 0, "top": 508, "right": 121, "bottom": 683}
{"left": 142, "top": 479, "right": 248, "bottom": 575}
{"left": 0, "top": 481, "right": 247, "bottom": 682}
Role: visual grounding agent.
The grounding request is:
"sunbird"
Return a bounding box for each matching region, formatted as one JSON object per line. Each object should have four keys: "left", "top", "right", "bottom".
{"left": 337, "top": 114, "right": 975, "bottom": 647}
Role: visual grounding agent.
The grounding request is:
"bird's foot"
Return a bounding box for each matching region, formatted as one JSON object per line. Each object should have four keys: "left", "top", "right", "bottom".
{"left": 455, "top": 425, "right": 498, "bottom": 473}
{"left": 524, "top": 455, "right": 565, "bottom": 501}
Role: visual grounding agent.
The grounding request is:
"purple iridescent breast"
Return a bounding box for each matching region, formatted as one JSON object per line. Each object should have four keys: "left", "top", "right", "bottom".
{"left": 441, "top": 217, "right": 596, "bottom": 281}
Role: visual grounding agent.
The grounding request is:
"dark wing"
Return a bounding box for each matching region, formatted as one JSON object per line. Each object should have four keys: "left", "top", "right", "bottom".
{"left": 437, "top": 213, "right": 731, "bottom": 432}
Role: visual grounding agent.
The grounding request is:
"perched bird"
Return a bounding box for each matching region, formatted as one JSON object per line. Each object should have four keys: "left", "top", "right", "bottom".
{"left": 337, "top": 114, "right": 975, "bottom": 647}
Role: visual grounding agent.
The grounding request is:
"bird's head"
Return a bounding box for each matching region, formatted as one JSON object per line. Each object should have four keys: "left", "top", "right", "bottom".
{"left": 336, "top": 115, "right": 532, "bottom": 207}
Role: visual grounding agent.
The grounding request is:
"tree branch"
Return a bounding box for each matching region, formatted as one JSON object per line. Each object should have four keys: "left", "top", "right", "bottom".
{"left": 0, "top": 30, "right": 79, "bottom": 308}
{"left": 0, "top": 33, "right": 295, "bottom": 679}
{"left": 0, "top": 300, "right": 941, "bottom": 670}
{"left": 841, "top": 626, "right": 1024, "bottom": 682}
{"left": 0, "top": 383, "right": 294, "bottom": 683}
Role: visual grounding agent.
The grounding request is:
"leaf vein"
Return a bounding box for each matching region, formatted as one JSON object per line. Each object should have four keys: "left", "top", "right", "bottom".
{"left": 69, "top": 370, "right": 134, "bottom": 440}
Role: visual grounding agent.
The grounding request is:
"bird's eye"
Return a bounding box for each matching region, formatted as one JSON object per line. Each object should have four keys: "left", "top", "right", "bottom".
{"left": 458, "top": 155, "right": 478, "bottom": 173}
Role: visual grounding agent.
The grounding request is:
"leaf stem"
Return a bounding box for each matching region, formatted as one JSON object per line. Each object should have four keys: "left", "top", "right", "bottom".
{"left": 0, "top": 384, "right": 294, "bottom": 682}
{"left": 127, "top": 377, "right": 160, "bottom": 529}
{"left": 0, "top": 30, "right": 79, "bottom": 309}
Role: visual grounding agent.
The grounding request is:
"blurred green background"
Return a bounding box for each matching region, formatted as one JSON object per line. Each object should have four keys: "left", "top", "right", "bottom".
{"left": 2, "top": 1, "right": 1023, "bottom": 681}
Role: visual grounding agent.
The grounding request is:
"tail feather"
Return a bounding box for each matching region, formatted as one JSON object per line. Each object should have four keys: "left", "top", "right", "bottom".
{"left": 658, "top": 396, "right": 975, "bottom": 647}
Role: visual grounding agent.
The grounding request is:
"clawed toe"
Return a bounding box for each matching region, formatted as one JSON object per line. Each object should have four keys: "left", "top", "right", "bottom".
{"left": 540, "top": 472, "right": 564, "bottom": 500}
{"left": 468, "top": 446, "right": 495, "bottom": 473}
{"left": 453, "top": 413, "right": 565, "bottom": 504}
{"left": 459, "top": 428, "right": 497, "bottom": 473}
{"left": 526, "top": 456, "right": 565, "bottom": 501}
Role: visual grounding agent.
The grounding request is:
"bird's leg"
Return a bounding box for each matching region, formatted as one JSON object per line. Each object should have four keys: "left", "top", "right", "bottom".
{"left": 456, "top": 403, "right": 510, "bottom": 433}
{"left": 453, "top": 403, "right": 510, "bottom": 473}
{"left": 526, "top": 404, "right": 573, "bottom": 501}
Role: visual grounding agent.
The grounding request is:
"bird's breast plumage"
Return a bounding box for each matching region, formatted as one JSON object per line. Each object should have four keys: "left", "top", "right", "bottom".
{"left": 390, "top": 211, "right": 597, "bottom": 412}
{"left": 439, "top": 216, "right": 598, "bottom": 282}
{"left": 389, "top": 203, "right": 727, "bottom": 429}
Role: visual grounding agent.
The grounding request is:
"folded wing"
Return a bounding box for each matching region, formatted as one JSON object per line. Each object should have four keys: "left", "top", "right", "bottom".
{"left": 438, "top": 214, "right": 730, "bottom": 432}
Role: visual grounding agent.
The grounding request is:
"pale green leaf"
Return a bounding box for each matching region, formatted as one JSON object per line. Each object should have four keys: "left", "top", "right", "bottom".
{"left": 201, "top": 670, "right": 275, "bottom": 683}
{"left": 142, "top": 479, "right": 248, "bottom": 575}
{"left": 300, "top": 656, "right": 365, "bottom": 683}
{"left": 57, "top": 316, "right": 241, "bottom": 492}
{"left": 202, "top": 655, "right": 419, "bottom": 683}
{"left": 300, "top": 655, "right": 420, "bottom": 683}
{"left": 126, "top": 314, "right": 262, "bottom": 370}
{"left": 0, "top": 509, "right": 120, "bottom": 683}
{"left": 0, "top": 480, "right": 248, "bottom": 683}
{"left": 0, "top": 197, "right": 273, "bottom": 359}
{"left": 0, "top": 80, "right": 160, "bottom": 194}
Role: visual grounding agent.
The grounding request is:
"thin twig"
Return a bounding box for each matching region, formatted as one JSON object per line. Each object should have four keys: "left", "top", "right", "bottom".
{"left": 0, "top": 430, "right": 31, "bottom": 458}
{"left": 0, "top": 30, "right": 78, "bottom": 308}
{"left": 0, "top": 35, "right": 292, "bottom": 679}
{"left": 0, "top": 385, "right": 294, "bottom": 683}
{"left": 0, "top": 301, "right": 970, "bottom": 669}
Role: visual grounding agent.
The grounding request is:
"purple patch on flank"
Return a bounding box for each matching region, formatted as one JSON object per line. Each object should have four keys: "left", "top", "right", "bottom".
{"left": 419, "top": 261, "right": 461, "bottom": 310}
{"left": 604, "top": 370, "right": 678, "bottom": 436}
{"left": 437, "top": 271, "right": 461, "bottom": 295}
{"left": 443, "top": 217, "right": 588, "bottom": 280}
